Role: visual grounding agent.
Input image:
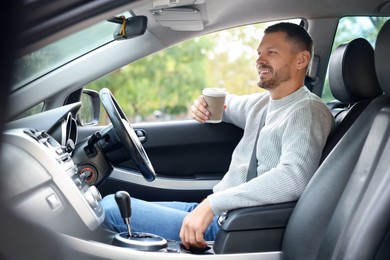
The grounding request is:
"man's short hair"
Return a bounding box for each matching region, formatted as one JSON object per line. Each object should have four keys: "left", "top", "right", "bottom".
{"left": 265, "top": 22, "right": 313, "bottom": 56}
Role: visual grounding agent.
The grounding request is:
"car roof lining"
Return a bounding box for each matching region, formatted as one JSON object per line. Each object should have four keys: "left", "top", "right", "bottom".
{"left": 17, "top": 0, "right": 389, "bottom": 55}
{"left": 133, "top": 0, "right": 389, "bottom": 48}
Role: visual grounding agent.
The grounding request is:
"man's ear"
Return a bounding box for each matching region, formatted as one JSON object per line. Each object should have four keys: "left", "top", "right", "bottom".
{"left": 297, "top": 50, "right": 311, "bottom": 70}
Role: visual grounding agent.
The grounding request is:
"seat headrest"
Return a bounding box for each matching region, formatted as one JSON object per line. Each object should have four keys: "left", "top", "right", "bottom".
{"left": 375, "top": 19, "right": 390, "bottom": 96}
{"left": 329, "top": 38, "right": 382, "bottom": 104}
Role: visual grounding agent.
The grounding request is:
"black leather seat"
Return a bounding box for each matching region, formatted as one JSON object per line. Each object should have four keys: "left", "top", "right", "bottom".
{"left": 327, "top": 38, "right": 382, "bottom": 121}
{"left": 282, "top": 19, "right": 390, "bottom": 260}
{"left": 214, "top": 22, "right": 390, "bottom": 258}
{"left": 321, "top": 38, "right": 382, "bottom": 161}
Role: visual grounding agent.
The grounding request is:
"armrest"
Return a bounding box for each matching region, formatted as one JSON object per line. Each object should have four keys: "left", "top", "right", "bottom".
{"left": 220, "top": 201, "right": 297, "bottom": 231}
{"left": 213, "top": 201, "right": 296, "bottom": 254}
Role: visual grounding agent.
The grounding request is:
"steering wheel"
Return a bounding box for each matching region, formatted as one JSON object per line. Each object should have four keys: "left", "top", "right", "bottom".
{"left": 99, "top": 88, "right": 156, "bottom": 182}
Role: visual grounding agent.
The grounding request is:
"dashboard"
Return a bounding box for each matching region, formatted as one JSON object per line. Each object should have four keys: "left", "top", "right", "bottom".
{"left": 1, "top": 103, "right": 104, "bottom": 237}
{"left": 0, "top": 100, "right": 284, "bottom": 259}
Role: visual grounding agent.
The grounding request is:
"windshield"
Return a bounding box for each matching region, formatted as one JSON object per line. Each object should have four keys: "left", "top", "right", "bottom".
{"left": 11, "top": 16, "right": 124, "bottom": 91}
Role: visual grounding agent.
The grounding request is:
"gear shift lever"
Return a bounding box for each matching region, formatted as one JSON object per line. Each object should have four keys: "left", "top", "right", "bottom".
{"left": 112, "top": 191, "right": 168, "bottom": 251}
{"left": 114, "top": 191, "right": 132, "bottom": 238}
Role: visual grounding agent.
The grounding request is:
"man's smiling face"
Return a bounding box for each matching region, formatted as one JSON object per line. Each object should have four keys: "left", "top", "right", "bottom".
{"left": 256, "top": 31, "right": 297, "bottom": 91}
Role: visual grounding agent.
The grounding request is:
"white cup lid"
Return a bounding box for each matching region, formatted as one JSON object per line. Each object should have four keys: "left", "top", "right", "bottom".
{"left": 202, "top": 88, "right": 226, "bottom": 97}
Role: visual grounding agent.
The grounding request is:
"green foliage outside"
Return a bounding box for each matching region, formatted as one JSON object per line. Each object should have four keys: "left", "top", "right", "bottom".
{"left": 86, "top": 24, "right": 266, "bottom": 124}
{"left": 88, "top": 17, "right": 388, "bottom": 124}
{"left": 13, "top": 17, "right": 388, "bottom": 122}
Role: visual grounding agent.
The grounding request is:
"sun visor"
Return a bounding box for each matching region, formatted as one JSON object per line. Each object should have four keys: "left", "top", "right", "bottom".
{"left": 151, "top": 7, "right": 204, "bottom": 31}
{"left": 152, "top": 0, "right": 205, "bottom": 9}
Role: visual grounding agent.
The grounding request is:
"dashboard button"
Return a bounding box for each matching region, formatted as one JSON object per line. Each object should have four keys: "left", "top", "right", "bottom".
{"left": 46, "top": 193, "right": 61, "bottom": 210}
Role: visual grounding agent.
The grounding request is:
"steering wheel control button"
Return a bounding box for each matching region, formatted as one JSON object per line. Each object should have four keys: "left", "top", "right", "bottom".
{"left": 135, "top": 129, "right": 147, "bottom": 143}
{"left": 46, "top": 193, "right": 61, "bottom": 210}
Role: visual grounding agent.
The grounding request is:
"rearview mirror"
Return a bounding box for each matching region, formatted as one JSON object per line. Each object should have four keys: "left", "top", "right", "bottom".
{"left": 109, "top": 16, "right": 147, "bottom": 41}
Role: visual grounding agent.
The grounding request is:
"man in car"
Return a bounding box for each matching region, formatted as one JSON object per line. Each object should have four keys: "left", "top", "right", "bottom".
{"left": 101, "top": 22, "right": 334, "bottom": 250}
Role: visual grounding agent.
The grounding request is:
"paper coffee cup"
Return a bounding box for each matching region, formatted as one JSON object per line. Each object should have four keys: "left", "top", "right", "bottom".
{"left": 202, "top": 88, "right": 226, "bottom": 123}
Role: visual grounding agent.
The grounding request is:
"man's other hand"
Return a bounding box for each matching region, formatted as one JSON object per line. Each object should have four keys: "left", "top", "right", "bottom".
{"left": 179, "top": 198, "right": 214, "bottom": 249}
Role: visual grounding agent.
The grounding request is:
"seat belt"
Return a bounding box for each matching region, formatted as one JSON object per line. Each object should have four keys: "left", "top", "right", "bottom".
{"left": 246, "top": 107, "right": 268, "bottom": 181}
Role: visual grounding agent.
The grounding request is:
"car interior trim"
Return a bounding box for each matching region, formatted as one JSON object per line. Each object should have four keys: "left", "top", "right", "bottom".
{"left": 110, "top": 168, "right": 219, "bottom": 190}
{"left": 61, "top": 233, "right": 282, "bottom": 260}
{"left": 3, "top": 129, "right": 104, "bottom": 231}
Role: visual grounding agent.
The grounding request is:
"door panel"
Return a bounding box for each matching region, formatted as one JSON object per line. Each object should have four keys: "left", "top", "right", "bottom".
{"left": 134, "top": 120, "right": 242, "bottom": 177}
{"left": 78, "top": 120, "right": 243, "bottom": 202}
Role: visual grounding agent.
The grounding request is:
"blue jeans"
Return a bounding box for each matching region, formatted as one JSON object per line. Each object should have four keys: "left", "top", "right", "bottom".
{"left": 101, "top": 194, "right": 220, "bottom": 241}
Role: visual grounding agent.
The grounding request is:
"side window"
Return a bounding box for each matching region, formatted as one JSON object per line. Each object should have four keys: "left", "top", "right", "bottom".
{"left": 13, "top": 102, "right": 45, "bottom": 120}
{"left": 322, "top": 17, "right": 389, "bottom": 102}
{"left": 85, "top": 20, "right": 300, "bottom": 124}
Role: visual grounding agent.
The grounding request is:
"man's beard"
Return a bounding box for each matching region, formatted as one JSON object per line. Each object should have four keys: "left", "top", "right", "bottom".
{"left": 257, "top": 63, "right": 291, "bottom": 90}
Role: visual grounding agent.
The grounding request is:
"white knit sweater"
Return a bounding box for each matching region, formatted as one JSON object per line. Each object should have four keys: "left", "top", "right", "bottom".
{"left": 207, "top": 86, "right": 334, "bottom": 216}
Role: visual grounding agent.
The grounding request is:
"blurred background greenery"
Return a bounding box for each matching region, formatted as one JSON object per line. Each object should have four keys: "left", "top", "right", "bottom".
{"left": 13, "top": 16, "right": 388, "bottom": 124}
{"left": 85, "top": 17, "right": 387, "bottom": 123}
{"left": 86, "top": 23, "right": 266, "bottom": 123}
